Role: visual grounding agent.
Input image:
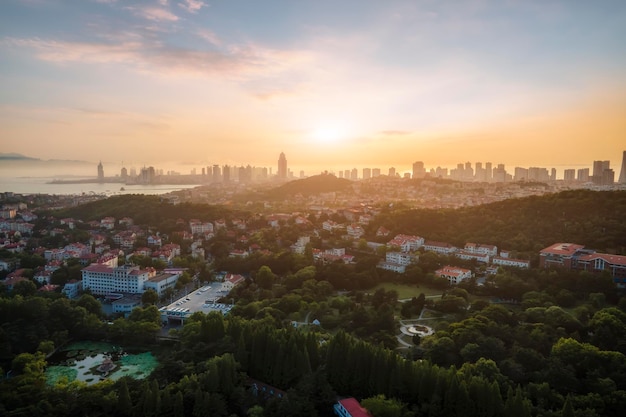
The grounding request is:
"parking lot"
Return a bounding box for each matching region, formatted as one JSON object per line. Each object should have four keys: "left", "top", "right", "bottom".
{"left": 160, "top": 284, "right": 233, "bottom": 323}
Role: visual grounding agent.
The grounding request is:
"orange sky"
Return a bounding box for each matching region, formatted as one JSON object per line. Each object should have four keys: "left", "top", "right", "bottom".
{"left": 1, "top": 1, "right": 625, "bottom": 176}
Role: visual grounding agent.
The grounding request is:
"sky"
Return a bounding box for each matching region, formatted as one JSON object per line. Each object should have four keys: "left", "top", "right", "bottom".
{"left": 1, "top": 0, "right": 625, "bottom": 175}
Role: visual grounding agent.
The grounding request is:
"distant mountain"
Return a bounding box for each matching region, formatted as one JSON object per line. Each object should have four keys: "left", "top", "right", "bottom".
{"left": 0, "top": 153, "right": 40, "bottom": 161}
{"left": 267, "top": 173, "right": 352, "bottom": 198}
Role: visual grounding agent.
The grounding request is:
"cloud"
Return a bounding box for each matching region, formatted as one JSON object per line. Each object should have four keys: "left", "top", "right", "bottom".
{"left": 196, "top": 29, "right": 221, "bottom": 46}
{"left": 126, "top": 6, "right": 179, "bottom": 22}
{"left": 2, "top": 36, "right": 311, "bottom": 83}
{"left": 178, "top": 0, "right": 206, "bottom": 14}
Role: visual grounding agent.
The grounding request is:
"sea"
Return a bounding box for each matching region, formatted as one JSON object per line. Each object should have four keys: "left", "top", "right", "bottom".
{"left": 0, "top": 161, "right": 199, "bottom": 196}
{"left": 0, "top": 176, "right": 198, "bottom": 196}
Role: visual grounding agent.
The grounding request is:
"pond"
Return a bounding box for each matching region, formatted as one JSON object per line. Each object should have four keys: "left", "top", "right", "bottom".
{"left": 45, "top": 341, "right": 158, "bottom": 386}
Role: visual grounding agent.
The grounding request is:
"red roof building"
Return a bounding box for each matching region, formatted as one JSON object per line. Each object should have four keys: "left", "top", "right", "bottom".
{"left": 334, "top": 398, "right": 372, "bottom": 417}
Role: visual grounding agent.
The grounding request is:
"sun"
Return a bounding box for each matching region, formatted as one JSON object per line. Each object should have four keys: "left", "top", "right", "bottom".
{"left": 310, "top": 124, "right": 348, "bottom": 145}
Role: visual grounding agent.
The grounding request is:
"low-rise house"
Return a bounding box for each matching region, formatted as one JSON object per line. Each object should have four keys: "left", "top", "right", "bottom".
{"left": 100, "top": 217, "right": 116, "bottom": 230}
{"left": 378, "top": 251, "right": 417, "bottom": 273}
{"left": 62, "top": 279, "right": 83, "bottom": 299}
{"left": 435, "top": 265, "right": 472, "bottom": 284}
{"left": 492, "top": 256, "right": 530, "bottom": 268}
{"left": 2, "top": 275, "right": 28, "bottom": 290}
{"left": 229, "top": 249, "right": 249, "bottom": 258}
{"left": 376, "top": 226, "right": 390, "bottom": 237}
{"left": 147, "top": 235, "right": 162, "bottom": 247}
{"left": 346, "top": 224, "right": 365, "bottom": 238}
{"left": 464, "top": 242, "right": 498, "bottom": 257}
{"left": 423, "top": 240, "right": 458, "bottom": 255}
{"left": 387, "top": 234, "right": 424, "bottom": 252}
{"left": 455, "top": 250, "right": 490, "bottom": 263}
{"left": 222, "top": 273, "right": 245, "bottom": 291}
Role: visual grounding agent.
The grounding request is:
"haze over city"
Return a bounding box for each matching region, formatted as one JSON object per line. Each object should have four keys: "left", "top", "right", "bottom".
{"left": 1, "top": 0, "right": 625, "bottom": 171}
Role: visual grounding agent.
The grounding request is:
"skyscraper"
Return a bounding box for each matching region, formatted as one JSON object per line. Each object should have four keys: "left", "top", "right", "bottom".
{"left": 619, "top": 151, "right": 626, "bottom": 184}
{"left": 412, "top": 161, "right": 425, "bottom": 179}
{"left": 592, "top": 160, "right": 610, "bottom": 185}
{"left": 97, "top": 161, "right": 104, "bottom": 182}
{"left": 277, "top": 152, "right": 287, "bottom": 179}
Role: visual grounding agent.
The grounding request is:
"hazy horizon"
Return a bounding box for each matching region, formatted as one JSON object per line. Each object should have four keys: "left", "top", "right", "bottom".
{"left": 1, "top": 1, "right": 625, "bottom": 169}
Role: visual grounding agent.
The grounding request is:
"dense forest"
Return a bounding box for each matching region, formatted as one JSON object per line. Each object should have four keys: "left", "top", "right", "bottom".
{"left": 369, "top": 190, "right": 626, "bottom": 257}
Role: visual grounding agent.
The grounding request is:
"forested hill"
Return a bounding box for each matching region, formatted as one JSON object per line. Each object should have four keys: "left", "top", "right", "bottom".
{"left": 372, "top": 190, "right": 626, "bottom": 255}
{"left": 52, "top": 195, "right": 239, "bottom": 225}
{"left": 266, "top": 173, "right": 352, "bottom": 199}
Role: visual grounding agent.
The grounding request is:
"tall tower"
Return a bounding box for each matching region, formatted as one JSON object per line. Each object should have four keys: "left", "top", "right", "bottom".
{"left": 97, "top": 161, "right": 104, "bottom": 182}
{"left": 277, "top": 152, "right": 287, "bottom": 179}
{"left": 619, "top": 151, "right": 626, "bottom": 184}
{"left": 412, "top": 161, "right": 425, "bottom": 179}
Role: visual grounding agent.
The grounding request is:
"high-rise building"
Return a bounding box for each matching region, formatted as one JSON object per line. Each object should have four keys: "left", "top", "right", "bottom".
{"left": 351, "top": 168, "right": 358, "bottom": 180}
{"left": 412, "top": 161, "right": 426, "bottom": 179}
{"left": 120, "top": 167, "right": 128, "bottom": 180}
{"left": 619, "top": 151, "right": 626, "bottom": 184}
{"left": 563, "top": 169, "right": 576, "bottom": 182}
{"left": 514, "top": 167, "right": 528, "bottom": 182}
{"left": 223, "top": 165, "right": 230, "bottom": 183}
{"left": 97, "top": 161, "right": 104, "bottom": 182}
{"left": 485, "top": 162, "right": 493, "bottom": 181}
{"left": 601, "top": 169, "right": 615, "bottom": 185}
{"left": 372, "top": 168, "right": 381, "bottom": 177}
{"left": 212, "top": 165, "right": 221, "bottom": 182}
{"left": 577, "top": 168, "right": 589, "bottom": 182}
{"left": 363, "top": 168, "right": 371, "bottom": 180}
{"left": 388, "top": 167, "right": 396, "bottom": 177}
{"left": 277, "top": 152, "right": 287, "bottom": 179}
{"left": 592, "top": 160, "right": 610, "bottom": 185}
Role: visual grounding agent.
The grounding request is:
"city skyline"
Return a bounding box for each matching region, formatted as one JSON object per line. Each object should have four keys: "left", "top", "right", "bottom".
{"left": 1, "top": 1, "right": 625, "bottom": 168}
{"left": 89, "top": 151, "right": 626, "bottom": 184}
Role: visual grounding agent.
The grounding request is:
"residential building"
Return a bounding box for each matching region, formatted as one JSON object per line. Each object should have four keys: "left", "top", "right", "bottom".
{"left": 62, "top": 279, "right": 83, "bottom": 299}
{"left": 346, "top": 224, "right": 365, "bottom": 238}
{"left": 464, "top": 242, "right": 498, "bottom": 257}
{"left": 455, "top": 250, "right": 490, "bottom": 263}
{"left": 378, "top": 251, "right": 416, "bottom": 273}
{"left": 435, "top": 265, "right": 472, "bottom": 285}
{"left": 387, "top": 234, "right": 424, "bottom": 252}
{"left": 423, "top": 240, "right": 457, "bottom": 254}
{"left": 222, "top": 274, "right": 245, "bottom": 291}
{"left": 492, "top": 256, "right": 530, "bottom": 268}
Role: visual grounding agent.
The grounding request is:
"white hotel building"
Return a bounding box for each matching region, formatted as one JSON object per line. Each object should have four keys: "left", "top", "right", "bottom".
{"left": 82, "top": 264, "right": 157, "bottom": 296}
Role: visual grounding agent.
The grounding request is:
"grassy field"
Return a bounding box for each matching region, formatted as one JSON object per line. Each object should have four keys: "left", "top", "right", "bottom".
{"left": 372, "top": 282, "right": 444, "bottom": 300}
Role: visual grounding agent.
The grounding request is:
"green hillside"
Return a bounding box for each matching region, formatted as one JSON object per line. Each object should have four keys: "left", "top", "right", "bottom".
{"left": 372, "top": 190, "right": 626, "bottom": 255}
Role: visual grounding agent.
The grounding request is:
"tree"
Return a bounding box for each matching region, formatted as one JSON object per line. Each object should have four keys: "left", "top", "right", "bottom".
{"left": 361, "top": 395, "right": 405, "bottom": 417}
{"left": 117, "top": 378, "right": 132, "bottom": 415}
{"left": 255, "top": 265, "right": 276, "bottom": 290}
{"left": 141, "top": 289, "right": 159, "bottom": 306}
{"left": 12, "top": 280, "right": 37, "bottom": 297}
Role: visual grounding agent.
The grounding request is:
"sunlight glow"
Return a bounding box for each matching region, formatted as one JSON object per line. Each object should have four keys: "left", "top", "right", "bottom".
{"left": 310, "top": 124, "right": 349, "bottom": 145}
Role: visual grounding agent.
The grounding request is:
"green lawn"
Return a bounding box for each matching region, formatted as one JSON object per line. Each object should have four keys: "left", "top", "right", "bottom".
{"left": 372, "top": 282, "right": 444, "bottom": 300}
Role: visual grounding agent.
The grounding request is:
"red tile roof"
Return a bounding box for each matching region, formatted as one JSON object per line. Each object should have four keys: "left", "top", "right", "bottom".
{"left": 578, "top": 253, "right": 626, "bottom": 266}
{"left": 338, "top": 398, "right": 371, "bottom": 417}
{"left": 540, "top": 243, "right": 585, "bottom": 256}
